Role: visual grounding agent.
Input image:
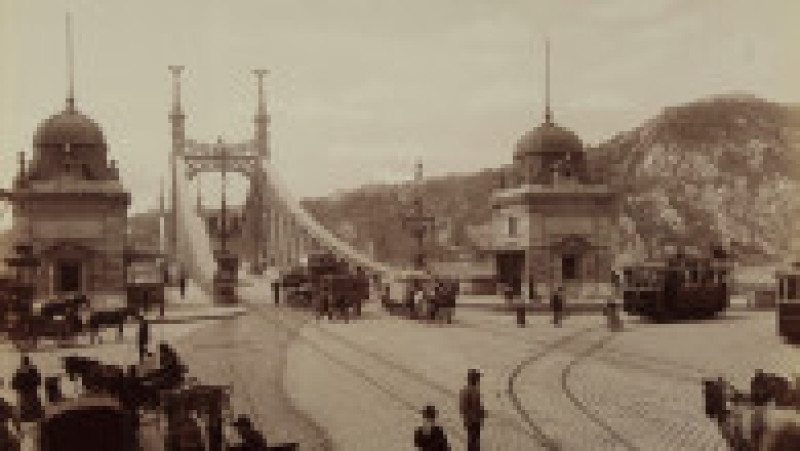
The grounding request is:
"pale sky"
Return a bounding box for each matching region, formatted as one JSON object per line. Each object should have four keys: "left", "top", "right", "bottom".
{"left": 1, "top": 0, "right": 799, "bottom": 222}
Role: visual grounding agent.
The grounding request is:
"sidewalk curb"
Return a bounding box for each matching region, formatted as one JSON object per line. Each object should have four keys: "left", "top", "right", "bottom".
{"left": 144, "top": 307, "right": 247, "bottom": 324}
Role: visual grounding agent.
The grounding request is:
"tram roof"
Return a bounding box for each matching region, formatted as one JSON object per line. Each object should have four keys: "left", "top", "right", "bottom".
{"left": 621, "top": 257, "right": 733, "bottom": 270}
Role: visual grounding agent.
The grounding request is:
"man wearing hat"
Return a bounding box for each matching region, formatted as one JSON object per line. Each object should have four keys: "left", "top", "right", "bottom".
{"left": 414, "top": 405, "right": 449, "bottom": 450}
{"left": 231, "top": 415, "right": 268, "bottom": 451}
{"left": 459, "top": 369, "right": 486, "bottom": 451}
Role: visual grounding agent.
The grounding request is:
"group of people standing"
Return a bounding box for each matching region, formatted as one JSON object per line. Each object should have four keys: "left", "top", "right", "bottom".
{"left": 504, "top": 284, "right": 622, "bottom": 331}
{"left": 402, "top": 280, "right": 458, "bottom": 324}
{"left": 414, "top": 368, "right": 486, "bottom": 451}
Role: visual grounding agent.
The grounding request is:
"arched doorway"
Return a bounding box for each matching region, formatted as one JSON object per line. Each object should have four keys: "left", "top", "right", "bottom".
{"left": 42, "top": 242, "right": 94, "bottom": 296}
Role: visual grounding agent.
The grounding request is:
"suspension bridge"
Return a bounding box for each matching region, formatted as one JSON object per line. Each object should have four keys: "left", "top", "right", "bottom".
{"left": 165, "top": 66, "right": 392, "bottom": 293}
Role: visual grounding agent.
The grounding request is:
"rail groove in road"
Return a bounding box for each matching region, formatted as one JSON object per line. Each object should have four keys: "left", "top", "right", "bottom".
{"left": 246, "top": 303, "right": 567, "bottom": 448}
{"left": 560, "top": 332, "right": 640, "bottom": 451}
{"left": 466, "top": 318, "right": 708, "bottom": 385}
{"left": 244, "top": 303, "right": 475, "bottom": 446}
{"left": 506, "top": 327, "right": 595, "bottom": 451}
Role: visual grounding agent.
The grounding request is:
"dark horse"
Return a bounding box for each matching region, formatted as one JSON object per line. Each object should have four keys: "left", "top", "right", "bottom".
{"left": 88, "top": 307, "right": 137, "bottom": 344}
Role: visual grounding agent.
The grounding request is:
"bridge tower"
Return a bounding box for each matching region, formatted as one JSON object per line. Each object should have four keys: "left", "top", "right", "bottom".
{"left": 166, "top": 68, "right": 391, "bottom": 290}
{"left": 168, "top": 65, "right": 185, "bottom": 281}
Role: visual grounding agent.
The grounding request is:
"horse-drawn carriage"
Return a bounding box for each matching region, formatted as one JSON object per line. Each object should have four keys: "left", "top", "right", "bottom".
{"left": 279, "top": 252, "right": 372, "bottom": 317}
{"left": 4, "top": 295, "right": 90, "bottom": 351}
{"left": 52, "top": 347, "right": 292, "bottom": 451}
{"left": 38, "top": 395, "right": 139, "bottom": 451}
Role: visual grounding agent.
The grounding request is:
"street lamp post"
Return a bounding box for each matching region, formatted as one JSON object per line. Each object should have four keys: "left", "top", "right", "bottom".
{"left": 402, "top": 161, "right": 435, "bottom": 270}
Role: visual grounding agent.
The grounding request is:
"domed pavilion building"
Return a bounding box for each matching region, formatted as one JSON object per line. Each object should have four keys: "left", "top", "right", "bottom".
{"left": 10, "top": 93, "right": 130, "bottom": 298}
{"left": 491, "top": 47, "right": 619, "bottom": 302}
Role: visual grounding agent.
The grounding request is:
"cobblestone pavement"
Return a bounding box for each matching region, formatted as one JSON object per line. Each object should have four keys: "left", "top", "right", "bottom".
{"left": 286, "top": 305, "right": 609, "bottom": 450}
{"left": 566, "top": 311, "right": 799, "bottom": 451}
{"left": 285, "top": 304, "right": 797, "bottom": 451}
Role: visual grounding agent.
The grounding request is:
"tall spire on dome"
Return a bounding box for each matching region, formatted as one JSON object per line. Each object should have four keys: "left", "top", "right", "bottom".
{"left": 544, "top": 38, "right": 552, "bottom": 124}
{"left": 66, "top": 12, "right": 75, "bottom": 111}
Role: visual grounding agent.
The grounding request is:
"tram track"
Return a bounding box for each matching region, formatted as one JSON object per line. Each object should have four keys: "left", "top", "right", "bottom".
{"left": 245, "top": 302, "right": 575, "bottom": 449}
{"left": 506, "top": 326, "right": 594, "bottom": 451}
{"left": 460, "top": 317, "right": 707, "bottom": 385}
{"left": 560, "top": 333, "right": 640, "bottom": 451}
{"left": 242, "top": 303, "right": 476, "bottom": 445}
{"left": 237, "top": 301, "right": 708, "bottom": 450}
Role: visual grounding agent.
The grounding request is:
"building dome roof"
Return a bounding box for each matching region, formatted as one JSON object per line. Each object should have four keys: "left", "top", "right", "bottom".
{"left": 33, "top": 106, "right": 106, "bottom": 148}
{"left": 515, "top": 120, "right": 583, "bottom": 157}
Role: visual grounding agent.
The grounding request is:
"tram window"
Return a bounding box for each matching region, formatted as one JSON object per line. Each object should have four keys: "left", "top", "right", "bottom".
{"left": 789, "top": 277, "right": 798, "bottom": 300}
{"left": 623, "top": 270, "right": 632, "bottom": 286}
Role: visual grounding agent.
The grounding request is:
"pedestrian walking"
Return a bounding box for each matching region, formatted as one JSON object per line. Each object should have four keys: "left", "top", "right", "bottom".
{"left": 272, "top": 280, "right": 280, "bottom": 305}
{"left": 231, "top": 415, "right": 268, "bottom": 451}
{"left": 12, "top": 356, "right": 42, "bottom": 422}
{"left": 550, "top": 286, "right": 565, "bottom": 327}
{"left": 459, "top": 369, "right": 486, "bottom": 451}
{"left": 137, "top": 316, "right": 150, "bottom": 363}
{"left": 414, "top": 405, "right": 449, "bottom": 451}
{"left": 405, "top": 287, "right": 417, "bottom": 319}
{"left": 603, "top": 299, "right": 622, "bottom": 331}
{"left": 179, "top": 272, "right": 187, "bottom": 299}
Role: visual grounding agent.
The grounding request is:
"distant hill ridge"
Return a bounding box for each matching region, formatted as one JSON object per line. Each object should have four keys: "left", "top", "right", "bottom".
{"left": 302, "top": 94, "right": 800, "bottom": 265}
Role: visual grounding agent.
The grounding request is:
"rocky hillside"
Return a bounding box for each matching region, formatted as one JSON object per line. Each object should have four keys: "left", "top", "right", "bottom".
{"left": 304, "top": 94, "right": 800, "bottom": 265}
{"left": 598, "top": 95, "right": 800, "bottom": 262}
{"left": 302, "top": 169, "right": 500, "bottom": 266}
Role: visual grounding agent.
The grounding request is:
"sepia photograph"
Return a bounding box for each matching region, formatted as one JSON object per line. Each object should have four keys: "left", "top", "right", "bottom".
{"left": 0, "top": 0, "right": 798, "bottom": 449}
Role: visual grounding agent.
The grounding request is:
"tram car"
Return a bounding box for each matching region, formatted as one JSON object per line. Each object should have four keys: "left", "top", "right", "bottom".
{"left": 620, "top": 249, "right": 732, "bottom": 321}
{"left": 776, "top": 262, "right": 800, "bottom": 343}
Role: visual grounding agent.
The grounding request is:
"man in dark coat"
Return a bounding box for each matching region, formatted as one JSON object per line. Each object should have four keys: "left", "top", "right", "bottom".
{"left": 414, "top": 405, "right": 449, "bottom": 451}
{"left": 137, "top": 316, "right": 150, "bottom": 362}
{"left": 271, "top": 280, "right": 280, "bottom": 305}
{"left": 550, "top": 286, "right": 565, "bottom": 327}
{"left": 11, "top": 356, "right": 43, "bottom": 423}
{"left": 231, "top": 415, "right": 268, "bottom": 451}
{"left": 459, "top": 369, "right": 486, "bottom": 451}
{"left": 179, "top": 269, "right": 187, "bottom": 299}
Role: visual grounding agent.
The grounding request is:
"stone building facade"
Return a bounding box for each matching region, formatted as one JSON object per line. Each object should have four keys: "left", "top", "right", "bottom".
{"left": 10, "top": 98, "right": 130, "bottom": 298}
{"left": 491, "top": 110, "right": 619, "bottom": 301}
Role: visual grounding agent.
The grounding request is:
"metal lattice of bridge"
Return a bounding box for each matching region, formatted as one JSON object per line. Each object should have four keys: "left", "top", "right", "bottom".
{"left": 164, "top": 66, "right": 391, "bottom": 291}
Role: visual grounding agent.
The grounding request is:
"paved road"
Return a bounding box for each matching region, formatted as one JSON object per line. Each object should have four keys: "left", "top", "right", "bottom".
{"left": 284, "top": 304, "right": 797, "bottom": 450}
{"left": 172, "top": 303, "right": 331, "bottom": 450}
